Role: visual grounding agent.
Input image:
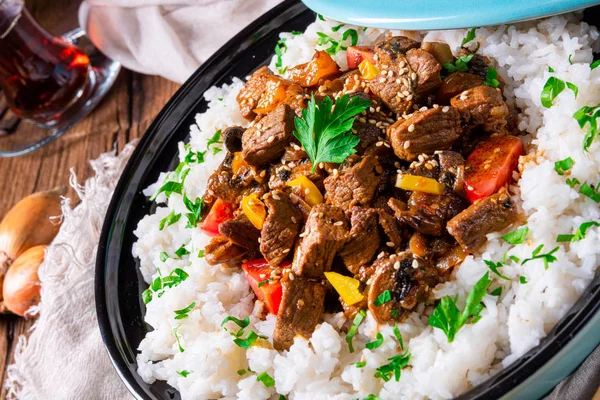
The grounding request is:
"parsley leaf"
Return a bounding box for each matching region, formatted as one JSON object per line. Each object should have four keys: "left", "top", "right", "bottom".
{"left": 275, "top": 38, "right": 288, "bottom": 74}
{"left": 237, "top": 369, "right": 247, "bottom": 376}
{"left": 393, "top": 325, "right": 404, "bottom": 350}
{"left": 521, "top": 245, "right": 559, "bottom": 269}
{"left": 483, "top": 67, "right": 500, "bottom": 88}
{"left": 317, "top": 13, "right": 325, "bottom": 21}
{"left": 591, "top": 60, "right": 600, "bottom": 70}
{"left": 548, "top": 66, "right": 555, "bottom": 72}
{"left": 346, "top": 309, "right": 366, "bottom": 353}
{"left": 520, "top": 276, "right": 528, "bottom": 284}
{"left": 143, "top": 268, "right": 189, "bottom": 304}
{"left": 355, "top": 361, "right": 367, "bottom": 368}
{"left": 443, "top": 54, "right": 474, "bottom": 74}
{"left": 256, "top": 371, "right": 275, "bottom": 387}
{"left": 374, "top": 351, "right": 411, "bottom": 382}
{"left": 428, "top": 273, "right": 492, "bottom": 342}
{"left": 541, "top": 77, "right": 565, "bottom": 108}
{"left": 573, "top": 104, "right": 600, "bottom": 151}
{"left": 580, "top": 182, "right": 600, "bottom": 202}
{"left": 174, "top": 302, "right": 196, "bottom": 320}
{"left": 221, "top": 315, "right": 250, "bottom": 331}
{"left": 568, "top": 54, "right": 573, "bottom": 65}
{"left": 566, "top": 82, "right": 578, "bottom": 98}
{"left": 151, "top": 181, "right": 183, "bottom": 201}
{"left": 206, "top": 130, "right": 223, "bottom": 154}
{"left": 184, "top": 149, "right": 206, "bottom": 164}
{"left": 177, "top": 370, "right": 190, "bottom": 377}
{"left": 557, "top": 221, "right": 600, "bottom": 243}
{"left": 566, "top": 177, "right": 580, "bottom": 188}
{"left": 159, "top": 251, "right": 169, "bottom": 262}
{"left": 291, "top": 31, "right": 303, "bottom": 35}
{"left": 554, "top": 157, "right": 574, "bottom": 176}
{"left": 483, "top": 259, "right": 510, "bottom": 280}
{"left": 142, "top": 289, "right": 153, "bottom": 304}
{"left": 294, "top": 94, "right": 370, "bottom": 173}
{"left": 501, "top": 226, "right": 529, "bottom": 244}
{"left": 461, "top": 28, "right": 477, "bottom": 47}
{"left": 198, "top": 249, "right": 205, "bottom": 258}
{"left": 183, "top": 193, "right": 203, "bottom": 228}
{"left": 365, "top": 332, "right": 384, "bottom": 349}
{"left": 331, "top": 23, "right": 345, "bottom": 32}
{"left": 373, "top": 290, "right": 392, "bottom": 306}
{"left": 316, "top": 29, "right": 358, "bottom": 55}
{"left": 174, "top": 244, "right": 189, "bottom": 258}
{"left": 490, "top": 287, "right": 502, "bottom": 297}
{"left": 233, "top": 330, "right": 263, "bottom": 349}
{"left": 173, "top": 325, "right": 185, "bottom": 352}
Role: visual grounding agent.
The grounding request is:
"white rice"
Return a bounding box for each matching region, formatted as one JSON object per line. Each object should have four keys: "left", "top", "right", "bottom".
{"left": 133, "top": 13, "right": 600, "bottom": 400}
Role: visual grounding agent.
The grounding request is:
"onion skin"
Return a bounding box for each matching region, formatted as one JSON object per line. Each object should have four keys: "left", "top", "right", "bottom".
{"left": 3, "top": 245, "right": 45, "bottom": 317}
{"left": 0, "top": 188, "right": 63, "bottom": 299}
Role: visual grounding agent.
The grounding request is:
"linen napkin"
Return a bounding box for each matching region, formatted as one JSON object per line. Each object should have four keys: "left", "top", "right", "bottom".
{"left": 78, "top": 0, "right": 283, "bottom": 83}
{"left": 4, "top": 143, "right": 137, "bottom": 400}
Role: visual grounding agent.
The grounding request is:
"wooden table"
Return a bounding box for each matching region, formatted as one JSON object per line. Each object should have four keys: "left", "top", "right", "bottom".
{"left": 0, "top": 0, "right": 179, "bottom": 396}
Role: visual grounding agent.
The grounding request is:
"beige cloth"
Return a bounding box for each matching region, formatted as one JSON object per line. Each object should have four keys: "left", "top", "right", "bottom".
{"left": 78, "top": 0, "right": 283, "bottom": 83}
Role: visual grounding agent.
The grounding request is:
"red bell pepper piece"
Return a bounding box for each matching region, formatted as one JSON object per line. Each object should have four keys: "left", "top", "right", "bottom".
{"left": 200, "top": 198, "right": 234, "bottom": 237}
{"left": 346, "top": 46, "right": 375, "bottom": 69}
{"left": 464, "top": 135, "right": 524, "bottom": 203}
{"left": 242, "top": 259, "right": 290, "bottom": 315}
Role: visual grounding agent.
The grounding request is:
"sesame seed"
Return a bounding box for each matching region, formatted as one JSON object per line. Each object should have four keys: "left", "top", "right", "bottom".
{"left": 369, "top": 119, "right": 377, "bottom": 124}
{"left": 406, "top": 94, "right": 413, "bottom": 101}
{"left": 386, "top": 241, "right": 395, "bottom": 247}
{"left": 404, "top": 140, "right": 411, "bottom": 149}
{"left": 412, "top": 260, "right": 419, "bottom": 269}
{"left": 433, "top": 104, "right": 439, "bottom": 108}
{"left": 419, "top": 106, "right": 428, "bottom": 112}
{"left": 359, "top": 117, "right": 367, "bottom": 123}
{"left": 411, "top": 72, "right": 417, "bottom": 80}
{"left": 442, "top": 106, "right": 450, "bottom": 113}
{"left": 408, "top": 124, "right": 415, "bottom": 133}
{"left": 379, "top": 77, "right": 386, "bottom": 83}
{"left": 334, "top": 221, "right": 343, "bottom": 226}
{"left": 402, "top": 90, "right": 410, "bottom": 97}
{"left": 289, "top": 273, "right": 295, "bottom": 280}
{"left": 272, "top": 193, "right": 281, "bottom": 200}
{"left": 305, "top": 188, "right": 310, "bottom": 195}
{"left": 399, "top": 60, "right": 405, "bottom": 68}
{"left": 376, "top": 141, "right": 384, "bottom": 147}
{"left": 393, "top": 261, "right": 401, "bottom": 270}
{"left": 260, "top": 170, "right": 266, "bottom": 177}
{"left": 282, "top": 249, "right": 290, "bottom": 254}
{"left": 377, "top": 251, "right": 385, "bottom": 259}
{"left": 291, "top": 216, "right": 297, "bottom": 224}
{"left": 267, "top": 136, "right": 275, "bottom": 143}
{"left": 370, "top": 107, "right": 375, "bottom": 113}
{"left": 394, "top": 162, "right": 401, "bottom": 168}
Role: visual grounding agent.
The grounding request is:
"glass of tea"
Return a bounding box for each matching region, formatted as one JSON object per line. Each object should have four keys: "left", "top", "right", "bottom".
{"left": 0, "top": 0, "right": 120, "bottom": 156}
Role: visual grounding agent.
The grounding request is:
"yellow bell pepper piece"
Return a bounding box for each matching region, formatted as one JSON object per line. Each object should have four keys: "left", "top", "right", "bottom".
{"left": 287, "top": 176, "right": 323, "bottom": 206}
{"left": 396, "top": 173, "right": 445, "bottom": 195}
{"left": 241, "top": 193, "right": 266, "bottom": 229}
{"left": 358, "top": 59, "right": 380, "bottom": 80}
{"left": 232, "top": 152, "right": 245, "bottom": 175}
{"left": 324, "top": 271, "right": 364, "bottom": 306}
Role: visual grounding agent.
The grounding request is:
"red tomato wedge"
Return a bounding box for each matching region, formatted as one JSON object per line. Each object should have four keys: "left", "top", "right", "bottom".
{"left": 200, "top": 198, "right": 234, "bottom": 237}
{"left": 464, "top": 135, "right": 524, "bottom": 203}
{"left": 242, "top": 259, "right": 290, "bottom": 315}
{"left": 346, "top": 46, "right": 375, "bottom": 69}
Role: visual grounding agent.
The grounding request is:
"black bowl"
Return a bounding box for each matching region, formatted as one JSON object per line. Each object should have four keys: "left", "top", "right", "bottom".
{"left": 95, "top": 1, "right": 600, "bottom": 399}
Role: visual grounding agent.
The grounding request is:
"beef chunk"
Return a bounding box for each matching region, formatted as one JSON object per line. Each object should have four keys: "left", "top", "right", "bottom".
{"left": 354, "top": 123, "right": 382, "bottom": 153}
{"left": 447, "top": 189, "right": 518, "bottom": 252}
{"left": 435, "top": 72, "right": 483, "bottom": 104}
{"left": 260, "top": 190, "right": 302, "bottom": 266}
{"left": 242, "top": 104, "right": 295, "bottom": 166}
{"left": 269, "top": 161, "right": 325, "bottom": 191}
{"left": 450, "top": 86, "right": 508, "bottom": 133}
{"left": 273, "top": 276, "right": 326, "bottom": 350}
{"left": 324, "top": 155, "right": 382, "bottom": 209}
{"left": 204, "top": 236, "right": 247, "bottom": 266}
{"left": 292, "top": 204, "right": 349, "bottom": 278}
{"left": 236, "top": 66, "right": 271, "bottom": 120}
{"left": 205, "top": 163, "right": 264, "bottom": 205}
{"left": 405, "top": 48, "right": 442, "bottom": 99}
{"left": 459, "top": 49, "right": 491, "bottom": 79}
{"left": 223, "top": 126, "right": 245, "bottom": 153}
{"left": 437, "top": 151, "right": 465, "bottom": 194}
{"left": 218, "top": 214, "right": 260, "bottom": 250}
{"left": 367, "top": 252, "right": 440, "bottom": 323}
{"left": 387, "top": 106, "right": 462, "bottom": 161}
{"left": 395, "top": 191, "right": 468, "bottom": 236}
{"left": 375, "top": 36, "right": 420, "bottom": 61}
{"left": 339, "top": 207, "right": 380, "bottom": 274}
{"left": 378, "top": 209, "right": 404, "bottom": 248}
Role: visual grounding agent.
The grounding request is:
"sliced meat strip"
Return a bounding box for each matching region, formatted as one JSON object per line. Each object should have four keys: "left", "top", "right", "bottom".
{"left": 292, "top": 204, "right": 349, "bottom": 279}
{"left": 405, "top": 48, "right": 442, "bottom": 99}
{"left": 387, "top": 106, "right": 462, "bottom": 161}
{"left": 367, "top": 251, "right": 440, "bottom": 323}
{"left": 204, "top": 236, "right": 247, "bottom": 266}
{"left": 236, "top": 66, "right": 271, "bottom": 120}
{"left": 273, "top": 276, "right": 326, "bottom": 350}
{"left": 218, "top": 214, "right": 260, "bottom": 250}
{"left": 375, "top": 36, "right": 421, "bottom": 61}
{"left": 447, "top": 189, "right": 518, "bottom": 252}
{"left": 242, "top": 104, "right": 295, "bottom": 166}
{"left": 395, "top": 191, "right": 468, "bottom": 236}
{"left": 260, "top": 190, "right": 302, "bottom": 266}
{"left": 324, "top": 155, "right": 382, "bottom": 209}
{"left": 450, "top": 86, "right": 509, "bottom": 133}
{"left": 339, "top": 207, "right": 380, "bottom": 274}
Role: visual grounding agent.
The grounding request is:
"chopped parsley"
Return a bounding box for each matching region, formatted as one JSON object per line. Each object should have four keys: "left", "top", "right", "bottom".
{"left": 234, "top": 330, "right": 262, "bottom": 349}
{"left": 142, "top": 268, "right": 189, "bottom": 304}
{"left": 207, "top": 130, "right": 223, "bottom": 155}
{"left": 393, "top": 325, "right": 404, "bottom": 349}
{"left": 237, "top": 369, "right": 247, "bottom": 376}
{"left": 572, "top": 104, "right": 600, "bottom": 151}
{"left": 257, "top": 279, "right": 270, "bottom": 288}
{"left": 150, "top": 181, "right": 184, "bottom": 201}
{"left": 483, "top": 67, "right": 500, "bottom": 88}
{"left": 173, "top": 325, "right": 185, "bottom": 352}
{"left": 443, "top": 54, "right": 474, "bottom": 74}
{"left": 591, "top": 60, "right": 600, "bottom": 69}
{"left": 373, "top": 290, "right": 392, "bottom": 306}
{"left": 177, "top": 370, "right": 190, "bottom": 377}
{"left": 183, "top": 193, "right": 203, "bottom": 228}
{"left": 174, "top": 244, "right": 190, "bottom": 258}
{"left": 316, "top": 29, "right": 358, "bottom": 55}
{"left": 221, "top": 315, "right": 264, "bottom": 348}
{"left": 159, "top": 210, "right": 181, "bottom": 231}
{"left": 554, "top": 157, "right": 574, "bottom": 176}
{"left": 174, "top": 302, "right": 196, "bottom": 320}
{"left": 568, "top": 54, "right": 573, "bottom": 65}
{"left": 275, "top": 38, "right": 288, "bottom": 74}
{"left": 183, "top": 149, "right": 206, "bottom": 164}
{"left": 217, "top": 97, "right": 223, "bottom": 101}
{"left": 541, "top": 77, "right": 564, "bottom": 108}
{"left": 365, "top": 333, "right": 384, "bottom": 350}
{"left": 520, "top": 276, "right": 528, "bottom": 284}
{"left": 490, "top": 287, "right": 503, "bottom": 297}
{"left": 548, "top": 66, "right": 555, "bottom": 72}
{"left": 501, "top": 226, "right": 529, "bottom": 244}
{"left": 198, "top": 249, "right": 205, "bottom": 258}
{"left": 291, "top": 31, "right": 303, "bottom": 35}
{"left": 483, "top": 259, "right": 510, "bottom": 280}
{"left": 566, "top": 82, "right": 579, "bottom": 98}
{"left": 428, "top": 272, "right": 492, "bottom": 342}
{"left": 293, "top": 94, "right": 370, "bottom": 173}
{"left": 363, "top": 396, "right": 381, "bottom": 400}
{"left": 509, "top": 255, "right": 521, "bottom": 263}
{"left": 557, "top": 221, "right": 600, "bottom": 243}
{"left": 374, "top": 351, "right": 411, "bottom": 382}
{"left": 580, "top": 182, "right": 600, "bottom": 202}
{"left": 331, "top": 23, "right": 345, "bottom": 32}
{"left": 221, "top": 315, "right": 250, "bottom": 337}
{"left": 521, "top": 244, "right": 559, "bottom": 269}
{"left": 461, "top": 28, "right": 477, "bottom": 47}
{"left": 159, "top": 251, "right": 169, "bottom": 262}
{"left": 256, "top": 371, "right": 275, "bottom": 387}
{"left": 317, "top": 13, "right": 325, "bottom": 21}
{"left": 566, "top": 177, "right": 580, "bottom": 188}
{"left": 346, "top": 310, "right": 366, "bottom": 353}
{"left": 355, "top": 361, "right": 367, "bottom": 368}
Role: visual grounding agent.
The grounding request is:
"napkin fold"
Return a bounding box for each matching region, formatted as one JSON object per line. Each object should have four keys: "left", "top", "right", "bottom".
{"left": 78, "top": 0, "right": 283, "bottom": 83}
{"left": 4, "top": 143, "right": 136, "bottom": 400}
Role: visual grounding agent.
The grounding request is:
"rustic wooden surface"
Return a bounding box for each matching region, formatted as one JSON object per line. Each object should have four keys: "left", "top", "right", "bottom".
{"left": 0, "top": 0, "right": 179, "bottom": 397}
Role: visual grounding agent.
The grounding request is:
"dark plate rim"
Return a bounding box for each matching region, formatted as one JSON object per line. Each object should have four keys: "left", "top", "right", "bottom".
{"left": 95, "top": 1, "right": 600, "bottom": 399}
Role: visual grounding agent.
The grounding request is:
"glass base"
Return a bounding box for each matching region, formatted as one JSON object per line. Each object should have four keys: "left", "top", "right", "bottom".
{"left": 0, "top": 28, "right": 121, "bottom": 157}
